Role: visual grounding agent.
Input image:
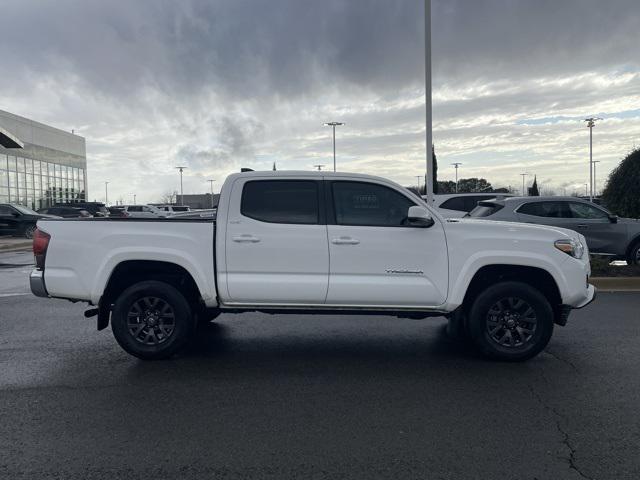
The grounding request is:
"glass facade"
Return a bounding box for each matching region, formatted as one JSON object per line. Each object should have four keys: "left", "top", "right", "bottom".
{"left": 0, "top": 109, "right": 87, "bottom": 210}
{"left": 0, "top": 152, "right": 86, "bottom": 210}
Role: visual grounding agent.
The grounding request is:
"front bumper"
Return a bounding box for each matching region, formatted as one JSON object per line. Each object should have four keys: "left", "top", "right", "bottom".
{"left": 30, "top": 269, "right": 49, "bottom": 297}
{"left": 574, "top": 284, "right": 597, "bottom": 309}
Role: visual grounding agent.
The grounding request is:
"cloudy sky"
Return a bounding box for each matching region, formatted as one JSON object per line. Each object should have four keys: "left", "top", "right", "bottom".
{"left": 1, "top": 0, "right": 639, "bottom": 203}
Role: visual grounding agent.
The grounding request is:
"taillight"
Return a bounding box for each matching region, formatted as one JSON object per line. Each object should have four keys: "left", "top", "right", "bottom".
{"left": 33, "top": 228, "right": 51, "bottom": 271}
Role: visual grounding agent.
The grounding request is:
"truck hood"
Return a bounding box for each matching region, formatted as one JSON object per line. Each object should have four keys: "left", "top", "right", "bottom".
{"left": 448, "top": 217, "right": 581, "bottom": 241}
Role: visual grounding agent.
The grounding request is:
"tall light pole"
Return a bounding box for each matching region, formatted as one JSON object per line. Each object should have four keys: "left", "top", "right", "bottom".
{"left": 592, "top": 160, "right": 600, "bottom": 197}
{"left": 451, "top": 163, "right": 462, "bottom": 193}
{"left": 323, "top": 122, "right": 344, "bottom": 172}
{"left": 313, "top": 164, "right": 325, "bottom": 171}
{"left": 207, "top": 179, "right": 215, "bottom": 208}
{"left": 424, "top": 0, "right": 434, "bottom": 206}
{"left": 104, "top": 181, "right": 109, "bottom": 206}
{"left": 584, "top": 183, "right": 588, "bottom": 196}
{"left": 520, "top": 173, "right": 529, "bottom": 196}
{"left": 131, "top": 193, "right": 136, "bottom": 205}
{"left": 175, "top": 166, "right": 187, "bottom": 205}
{"left": 584, "top": 117, "right": 602, "bottom": 202}
{"left": 415, "top": 175, "right": 422, "bottom": 192}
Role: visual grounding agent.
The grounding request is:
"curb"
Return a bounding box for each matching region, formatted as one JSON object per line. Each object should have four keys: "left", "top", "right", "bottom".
{"left": 590, "top": 277, "right": 640, "bottom": 292}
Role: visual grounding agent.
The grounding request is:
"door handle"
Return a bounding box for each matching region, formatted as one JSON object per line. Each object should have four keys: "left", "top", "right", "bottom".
{"left": 331, "top": 236, "right": 360, "bottom": 245}
{"left": 576, "top": 224, "right": 588, "bottom": 228}
{"left": 232, "top": 234, "right": 261, "bottom": 243}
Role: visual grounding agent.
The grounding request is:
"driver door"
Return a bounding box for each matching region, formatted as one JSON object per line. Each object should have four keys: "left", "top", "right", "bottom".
{"left": 325, "top": 179, "right": 448, "bottom": 307}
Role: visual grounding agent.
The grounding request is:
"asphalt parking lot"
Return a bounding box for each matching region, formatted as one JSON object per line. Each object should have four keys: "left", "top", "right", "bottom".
{"left": 1, "top": 251, "right": 639, "bottom": 479}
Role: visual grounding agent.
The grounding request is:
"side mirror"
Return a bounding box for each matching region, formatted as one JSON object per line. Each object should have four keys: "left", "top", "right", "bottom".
{"left": 12, "top": 212, "right": 20, "bottom": 218}
{"left": 608, "top": 214, "right": 618, "bottom": 223}
{"left": 408, "top": 205, "right": 435, "bottom": 228}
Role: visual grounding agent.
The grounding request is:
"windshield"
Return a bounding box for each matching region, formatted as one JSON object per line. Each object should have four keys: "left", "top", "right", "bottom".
{"left": 13, "top": 205, "right": 39, "bottom": 215}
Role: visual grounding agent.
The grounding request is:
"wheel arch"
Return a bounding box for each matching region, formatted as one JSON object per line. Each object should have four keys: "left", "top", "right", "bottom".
{"left": 101, "top": 260, "right": 203, "bottom": 315}
{"left": 459, "top": 264, "right": 564, "bottom": 325}
{"left": 625, "top": 234, "right": 640, "bottom": 262}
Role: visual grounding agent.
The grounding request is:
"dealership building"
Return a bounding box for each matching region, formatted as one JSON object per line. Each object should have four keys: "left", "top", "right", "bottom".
{"left": 0, "top": 109, "right": 87, "bottom": 210}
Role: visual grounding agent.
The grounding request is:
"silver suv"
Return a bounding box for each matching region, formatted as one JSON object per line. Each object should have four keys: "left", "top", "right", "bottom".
{"left": 469, "top": 196, "right": 640, "bottom": 264}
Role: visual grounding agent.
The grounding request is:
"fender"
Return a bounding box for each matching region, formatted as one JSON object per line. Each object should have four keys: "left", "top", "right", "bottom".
{"left": 444, "top": 250, "right": 570, "bottom": 310}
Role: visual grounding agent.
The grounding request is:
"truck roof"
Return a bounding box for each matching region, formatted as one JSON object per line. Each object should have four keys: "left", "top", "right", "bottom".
{"left": 227, "top": 170, "right": 394, "bottom": 183}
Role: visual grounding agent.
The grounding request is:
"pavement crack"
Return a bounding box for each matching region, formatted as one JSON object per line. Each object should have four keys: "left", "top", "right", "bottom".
{"left": 528, "top": 384, "right": 593, "bottom": 480}
{"left": 544, "top": 348, "right": 579, "bottom": 372}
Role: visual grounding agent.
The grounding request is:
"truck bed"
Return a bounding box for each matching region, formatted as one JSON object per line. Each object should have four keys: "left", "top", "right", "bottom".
{"left": 36, "top": 217, "right": 218, "bottom": 306}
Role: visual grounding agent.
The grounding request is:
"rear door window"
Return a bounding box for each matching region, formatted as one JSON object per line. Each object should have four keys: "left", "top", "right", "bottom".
{"left": 439, "top": 197, "right": 466, "bottom": 212}
{"left": 241, "top": 180, "right": 320, "bottom": 224}
{"left": 518, "top": 201, "right": 571, "bottom": 218}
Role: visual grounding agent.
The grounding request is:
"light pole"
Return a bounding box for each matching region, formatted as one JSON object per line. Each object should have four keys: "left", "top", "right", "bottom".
{"left": 415, "top": 175, "right": 422, "bottom": 192}
{"left": 313, "top": 164, "right": 325, "bottom": 171}
{"left": 131, "top": 193, "right": 136, "bottom": 205}
{"left": 520, "top": 173, "right": 529, "bottom": 196}
{"left": 424, "top": 0, "right": 434, "bottom": 206}
{"left": 207, "top": 179, "right": 215, "bottom": 208}
{"left": 584, "top": 183, "right": 588, "bottom": 196}
{"left": 592, "top": 160, "right": 600, "bottom": 197}
{"left": 104, "top": 181, "right": 109, "bottom": 206}
{"left": 451, "top": 163, "right": 462, "bottom": 193}
{"left": 323, "top": 122, "right": 344, "bottom": 172}
{"left": 175, "top": 166, "right": 187, "bottom": 205}
{"left": 584, "top": 117, "right": 602, "bottom": 202}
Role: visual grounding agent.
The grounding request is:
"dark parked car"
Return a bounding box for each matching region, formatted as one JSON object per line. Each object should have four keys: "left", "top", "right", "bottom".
{"left": 37, "top": 206, "right": 92, "bottom": 218}
{"left": 468, "top": 196, "right": 640, "bottom": 264}
{"left": 0, "top": 204, "right": 59, "bottom": 238}
{"left": 54, "top": 202, "right": 110, "bottom": 217}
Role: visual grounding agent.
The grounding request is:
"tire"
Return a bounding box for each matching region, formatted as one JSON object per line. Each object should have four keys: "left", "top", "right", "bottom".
{"left": 111, "top": 280, "right": 195, "bottom": 360}
{"left": 23, "top": 224, "right": 36, "bottom": 239}
{"left": 627, "top": 241, "right": 640, "bottom": 266}
{"left": 467, "top": 281, "right": 554, "bottom": 362}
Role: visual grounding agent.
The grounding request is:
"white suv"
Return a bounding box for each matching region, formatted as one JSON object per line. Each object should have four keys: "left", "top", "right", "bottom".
{"left": 120, "top": 205, "right": 166, "bottom": 218}
{"left": 424, "top": 193, "right": 515, "bottom": 218}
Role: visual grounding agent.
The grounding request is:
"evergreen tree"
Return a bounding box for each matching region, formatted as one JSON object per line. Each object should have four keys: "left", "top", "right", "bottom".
{"left": 432, "top": 145, "right": 438, "bottom": 194}
{"left": 528, "top": 176, "right": 540, "bottom": 196}
{"left": 602, "top": 148, "right": 640, "bottom": 217}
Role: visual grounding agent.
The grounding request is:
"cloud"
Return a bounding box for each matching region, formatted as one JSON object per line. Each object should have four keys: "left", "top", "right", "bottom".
{"left": 0, "top": 0, "right": 639, "bottom": 201}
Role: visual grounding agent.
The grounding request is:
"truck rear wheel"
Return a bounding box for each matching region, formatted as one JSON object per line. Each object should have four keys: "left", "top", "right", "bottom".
{"left": 111, "top": 280, "right": 195, "bottom": 360}
{"left": 467, "top": 281, "right": 553, "bottom": 362}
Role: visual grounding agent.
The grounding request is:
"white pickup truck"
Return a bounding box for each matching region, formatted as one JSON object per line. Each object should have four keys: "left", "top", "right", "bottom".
{"left": 30, "top": 171, "right": 595, "bottom": 361}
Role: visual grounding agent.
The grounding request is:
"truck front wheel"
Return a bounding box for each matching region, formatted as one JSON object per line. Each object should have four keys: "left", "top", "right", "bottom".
{"left": 111, "top": 280, "right": 195, "bottom": 360}
{"left": 467, "top": 281, "right": 554, "bottom": 362}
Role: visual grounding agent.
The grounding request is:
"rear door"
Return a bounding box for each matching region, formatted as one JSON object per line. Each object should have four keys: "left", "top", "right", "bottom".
{"left": 224, "top": 177, "right": 329, "bottom": 304}
{"left": 516, "top": 201, "right": 573, "bottom": 229}
{"left": 325, "top": 179, "right": 448, "bottom": 307}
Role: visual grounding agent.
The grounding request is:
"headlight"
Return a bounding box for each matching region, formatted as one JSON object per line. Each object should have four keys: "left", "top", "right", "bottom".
{"left": 554, "top": 239, "right": 584, "bottom": 259}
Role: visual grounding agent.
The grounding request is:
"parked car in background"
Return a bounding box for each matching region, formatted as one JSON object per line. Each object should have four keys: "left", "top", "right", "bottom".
{"left": 38, "top": 206, "right": 92, "bottom": 218}
{"left": 0, "top": 203, "right": 59, "bottom": 238}
{"left": 120, "top": 205, "right": 167, "bottom": 218}
{"left": 108, "top": 206, "right": 128, "bottom": 218}
{"left": 156, "top": 205, "right": 191, "bottom": 214}
{"left": 168, "top": 208, "right": 217, "bottom": 219}
{"left": 54, "top": 202, "right": 110, "bottom": 217}
{"left": 468, "top": 196, "right": 640, "bottom": 264}
{"left": 423, "top": 193, "right": 515, "bottom": 218}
